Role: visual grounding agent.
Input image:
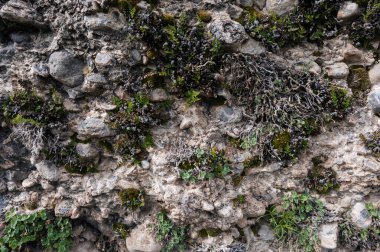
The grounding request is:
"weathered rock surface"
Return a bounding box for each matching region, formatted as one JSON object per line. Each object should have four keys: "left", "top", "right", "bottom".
{"left": 369, "top": 63, "right": 380, "bottom": 86}
{"left": 48, "top": 51, "right": 85, "bottom": 87}
{"left": 350, "top": 202, "right": 372, "bottom": 229}
{"left": 325, "top": 62, "right": 349, "bottom": 79}
{"left": 337, "top": 2, "right": 360, "bottom": 22}
{"left": 35, "top": 161, "right": 60, "bottom": 182}
{"left": 265, "top": 0, "right": 298, "bottom": 16}
{"left": 75, "top": 117, "right": 113, "bottom": 138}
{"left": 208, "top": 13, "right": 248, "bottom": 45}
{"left": 319, "top": 222, "right": 338, "bottom": 249}
{"left": 0, "top": 0, "right": 46, "bottom": 28}
{"left": 126, "top": 222, "right": 162, "bottom": 252}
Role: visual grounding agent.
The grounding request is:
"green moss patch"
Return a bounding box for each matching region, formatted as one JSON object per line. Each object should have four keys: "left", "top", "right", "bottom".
{"left": 306, "top": 155, "right": 340, "bottom": 194}
{"left": 118, "top": 188, "right": 144, "bottom": 210}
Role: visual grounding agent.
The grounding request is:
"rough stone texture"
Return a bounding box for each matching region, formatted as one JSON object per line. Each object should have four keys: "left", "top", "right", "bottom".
{"left": 265, "top": 0, "right": 298, "bottom": 16}
{"left": 325, "top": 62, "right": 349, "bottom": 79}
{"left": 125, "top": 222, "right": 162, "bottom": 252}
{"left": 54, "top": 200, "right": 75, "bottom": 217}
{"left": 350, "top": 202, "right": 372, "bottom": 229}
{"left": 337, "top": 2, "right": 360, "bottom": 22}
{"left": 82, "top": 73, "right": 107, "bottom": 93}
{"left": 84, "top": 10, "right": 126, "bottom": 32}
{"left": 75, "top": 117, "right": 114, "bottom": 138}
{"left": 35, "top": 161, "right": 60, "bottom": 182}
{"left": 208, "top": 13, "right": 248, "bottom": 46}
{"left": 0, "top": 0, "right": 46, "bottom": 28}
{"left": 76, "top": 143, "right": 99, "bottom": 159}
{"left": 369, "top": 63, "right": 380, "bottom": 86}
{"left": 319, "top": 222, "right": 338, "bottom": 249}
{"left": 48, "top": 51, "right": 85, "bottom": 87}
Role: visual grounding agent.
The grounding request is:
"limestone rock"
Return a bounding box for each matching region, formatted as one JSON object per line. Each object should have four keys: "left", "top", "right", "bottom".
{"left": 180, "top": 117, "right": 193, "bottom": 130}
{"left": 48, "top": 51, "right": 85, "bottom": 87}
{"left": 35, "top": 161, "right": 61, "bottom": 182}
{"left": 368, "top": 86, "right": 380, "bottom": 115}
{"left": 369, "top": 63, "right": 380, "bottom": 86}
{"left": 325, "top": 62, "right": 349, "bottom": 79}
{"left": 82, "top": 73, "right": 107, "bottom": 93}
{"left": 55, "top": 200, "right": 75, "bottom": 217}
{"left": 265, "top": 0, "right": 298, "bottom": 16}
{"left": 350, "top": 202, "right": 372, "bottom": 229}
{"left": 208, "top": 13, "right": 248, "bottom": 46}
{"left": 319, "top": 222, "right": 338, "bottom": 249}
{"left": 244, "top": 196, "right": 266, "bottom": 217}
{"left": 76, "top": 117, "right": 114, "bottom": 138}
{"left": 337, "top": 2, "right": 360, "bottom": 22}
{"left": 76, "top": 143, "right": 99, "bottom": 159}
{"left": 150, "top": 88, "right": 169, "bottom": 102}
{"left": 238, "top": 38, "right": 265, "bottom": 55}
{"left": 126, "top": 222, "right": 162, "bottom": 252}
{"left": 95, "top": 52, "right": 114, "bottom": 70}
{"left": 0, "top": 0, "right": 46, "bottom": 28}
{"left": 84, "top": 10, "right": 126, "bottom": 32}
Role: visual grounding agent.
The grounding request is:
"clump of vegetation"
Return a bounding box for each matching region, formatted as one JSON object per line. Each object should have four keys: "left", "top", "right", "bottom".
{"left": 221, "top": 53, "right": 351, "bottom": 164}
{"left": 233, "top": 195, "right": 246, "bottom": 207}
{"left": 198, "top": 228, "right": 222, "bottom": 238}
{"left": 178, "top": 148, "right": 231, "bottom": 182}
{"left": 126, "top": 10, "right": 223, "bottom": 99}
{"left": 46, "top": 140, "right": 97, "bottom": 174}
{"left": 2, "top": 89, "right": 65, "bottom": 126}
{"left": 360, "top": 130, "right": 380, "bottom": 157}
{"left": 0, "top": 209, "right": 72, "bottom": 252}
{"left": 306, "top": 155, "right": 340, "bottom": 194}
{"left": 241, "top": 1, "right": 379, "bottom": 50}
{"left": 155, "top": 211, "right": 187, "bottom": 252}
{"left": 350, "top": 0, "right": 380, "bottom": 47}
{"left": 267, "top": 192, "right": 326, "bottom": 252}
{"left": 118, "top": 188, "right": 144, "bottom": 210}
{"left": 241, "top": 1, "right": 344, "bottom": 50}
{"left": 113, "top": 223, "right": 130, "bottom": 239}
{"left": 339, "top": 203, "right": 380, "bottom": 250}
{"left": 109, "top": 95, "right": 159, "bottom": 161}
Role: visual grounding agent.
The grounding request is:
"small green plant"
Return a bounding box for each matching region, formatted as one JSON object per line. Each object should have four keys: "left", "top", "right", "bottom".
{"left": 155, "top": 211, "right": 187, "bottom": 252}
{"left": 306, "top": 155, "right": 340, "bottom": 194}
{"left": 339, "top": 203, "right": 380, "bottom": 250}
{"left": 330, "top": 86, "right": 351, "bottom": 112}
{"left": 179, "top": 148, "right": 231, "bottom": 182}
{"left": 267, "top": 192, "right": 326, "bottom": 252}
{"left": 46, "top": 140, "right": 97, "bottom": 174}
{"left": 233, "top": 195, "right": 246, "bottom": 207}
{"left": 0, "top": 209, "right": 72, "bottom": 252}
{"left": 113, "top": 223, "right": 129, "bottom": 239}
{"left": 360, "top": 130, "right": 380, "bottom": 158}
{"left": 185, "top": 90, "right": 201, "bottom": 105}
{"left": 118, "top": 188, "right": 144, "bottom": 210}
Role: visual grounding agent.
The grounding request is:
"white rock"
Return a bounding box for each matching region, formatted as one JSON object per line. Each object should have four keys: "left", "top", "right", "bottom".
{"left": 202, "top": 201, "right": 215, "bottom": 212}
{"left": 368, "top": 86, "right": 380, "bottom": 115}
{"left": 55, "top": 200, "right": 75, "bottom": 217}
{"left": 217, "top": 204, "right": 234, "bottom": 218}
{"left": 76, "top": 117, "right": 114, "bottom": 138}
{"left": 126, "top": 222, "right": 162, "bottom": 252}
{"left": 76, "top": 143, "right": 99, "bottom": 159}
{"left": 337, "top": 2, "right": 360, "bottom": 22}
{"left": 95, "top": 52, "right": 114, "bottom": 68}
{"left": 350, "top": 202, "right": 372, "bottom": 229}
{"left": 149, "top": 88, "right": 169, "bottom": 102}
{"left": 265, "top": 0, "right": 298, "bottom": 16}
{"left": 141, "top": 160, "right": 150, "bottom": 169}
{"left": 369, "top": 63, "right": 380, "bottom": 86}
{"left": 319, "top": 222, "right": 338, "bottom": 249}
{"left": 180, "top": 117, "right": 193, "bottom": 130}
{"left": 208, "top": 13, "right": 248, "bottom": 45}
{"left": 325, "top": 62, "right": 349, "bottom": 79}
{"left": 35, "top": 161, "right": 61, "bottom": 182}
{"left": 238, "top": 38, "right": 265, "bottom": 55}
{"left": 84, "top": 10, "right": 126, "bottom": 32}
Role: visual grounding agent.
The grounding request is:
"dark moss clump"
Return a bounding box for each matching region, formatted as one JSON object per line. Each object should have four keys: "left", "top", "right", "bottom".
{"left": 339, "top": 203, "right": 380, "bottom": 250}
{"left": 126, "top": 10, "right": 223, "bottom": 99}
{"left": 178, "top": 148, "right": 231, "bottom": 182}
{"left": 221, "top": 53, "right": 347, "bottom": 164}
{"left": 46, "top": 140, "right": 97, "bottom": 174}
{"left": 109, "top": 94, "right": 162, "bottom": 161}
{"left": 198, "top": 228, "right": 222, "bottom": 238}
{"left": 349, "top": 0, "right": 380, "bottom": 47}
{"left": 118, "top": 188, "right": 144, "bottom": 210}
{"left": 305, "top": 155, "right": 340, "bottom": 194}
{"left": 360, "top": 130, "right": 380, "bottom": 157}
{"left": 241, "top": 0, "right": 344, "bottom": 50}
{"left": 113, "top": 223, "right": 129, "bottom": 238}
{"left": 2, "top": 89, "right": 66, "bottom": 127}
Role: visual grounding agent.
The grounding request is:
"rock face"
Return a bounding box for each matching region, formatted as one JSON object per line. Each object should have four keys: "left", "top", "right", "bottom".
{"left": 368, "top": 86, "right": 380, "bottom": 115}
{"left": 0, "top": 0, "right": 46, "bottom": 28}
{"left": 208, "top": 13, "right": 248, "bottom": 45}
{"left": 82, "top": 73, "right": 107, "bottom": 93}
{"left": 48, "top": 51, "right": 85, "bottom": 87}
{"left": 350, "top": 203, "right": 372, "bottom": 229}
{"left": 369, "top": 63, "right": 380, "bottom": 86}
{"left": 35, "top": 161, "right": 61, "bottom": 182}
{"left": 125, "top": 222, "right": 162, "bottom": 252}
{"left": 325, "top": 62, "right": 349, "bottom": 79}
{"left": 84, "top": 11, "right": 126, "bottom": 32}
{"left": 265, "top": 0, "right": 298, "bottom": 16}
{"left": 75, "top": 117, "right": 113, "bottom": 138}
{"left": 319, "top": 223, "right": 338, "bottom": 249}
{"left": 337, "top": 2, "right": 360, "bottom": 22}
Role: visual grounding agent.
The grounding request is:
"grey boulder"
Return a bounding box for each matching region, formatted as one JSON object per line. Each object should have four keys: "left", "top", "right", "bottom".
{"left": 49, "top": 51, "right": 85, "bottom": 87}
